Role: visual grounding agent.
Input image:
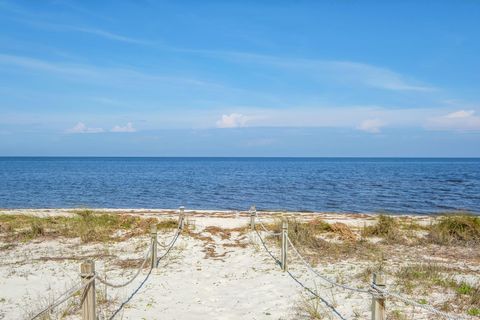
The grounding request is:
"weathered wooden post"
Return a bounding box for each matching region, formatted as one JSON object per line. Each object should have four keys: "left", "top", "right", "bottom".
{"left": 281, "top": 219, "right": 288, "bottom": 272}
{"left": 178, "top": 206, "right": 185, "bottom": 229}
{"left": 250, "top": 205, "right": 256, "bottom": 231}
{"left": 371, "top": 272, "right": 386, "bottom": 320}
{"left": 151, "top": 224, "right": 157, "bottom": 268}
{"left": 80, "top": 260, "right": 96, "bottom": 320}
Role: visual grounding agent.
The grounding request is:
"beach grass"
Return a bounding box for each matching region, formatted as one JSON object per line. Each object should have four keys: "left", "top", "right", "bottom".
{"left": 428, "top": 214, "right": 480, "bottom": 245}
{"left": 0, "top": 209, "right": 177, "bottom": 243}
{"left": 265, "top": 217, "right": 379, "bottom": 262}
{"left": 361, "top": 214, "right": 401, "bottom": 242}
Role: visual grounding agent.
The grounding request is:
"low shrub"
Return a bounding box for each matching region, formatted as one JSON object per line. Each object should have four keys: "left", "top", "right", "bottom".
{"left": 428, "top": 214, "right": 480, "bottom": 245}
{"left": 362, "top": 215, "right": 401, "bottom": 242}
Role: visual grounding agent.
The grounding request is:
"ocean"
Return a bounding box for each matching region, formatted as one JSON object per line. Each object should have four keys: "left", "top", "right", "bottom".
{"left": 0, "top": 157, "right": 479, "bottom": 214}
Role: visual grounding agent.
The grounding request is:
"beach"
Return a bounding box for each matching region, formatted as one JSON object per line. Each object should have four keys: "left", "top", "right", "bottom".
{"left": 0, "top": 209, "right": 478, "bottom": 320}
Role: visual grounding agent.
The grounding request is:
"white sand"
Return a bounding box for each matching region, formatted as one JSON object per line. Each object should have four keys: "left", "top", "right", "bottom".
{"left": 0, "top": 209, "right": 475, "bottom": 320}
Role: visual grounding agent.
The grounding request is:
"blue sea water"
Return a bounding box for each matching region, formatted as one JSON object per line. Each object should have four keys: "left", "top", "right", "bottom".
{"left": 0, "top": 157, "right": 479, "bottom": 214}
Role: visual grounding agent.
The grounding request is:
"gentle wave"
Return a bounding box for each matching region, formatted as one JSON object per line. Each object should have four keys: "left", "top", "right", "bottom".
{"left": 0, "top": 157, "right": 479, "bottom": 214}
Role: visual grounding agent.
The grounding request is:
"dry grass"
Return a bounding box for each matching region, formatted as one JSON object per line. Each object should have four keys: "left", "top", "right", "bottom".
{"left": 428, "top": 214, "right": 480, "bottom": 245}
{"left": 266, "top": 218, "right": 379, "bottom": 262}
{"left": 330, "top": 222, "right": 357, "bottom": 242}
{"left": 0, "top": 210, "right": 178, "bottom": 243}
{"left": 395, "top": 263, "right": 449, "bottom": 293}
{"left": 394, "top": 263, "right": 480, "bottom": 313}
{"left": 114, "top": 258, "right": 148, "bottom": 269}
{"left": 361, "top": 215, "right": 402, "bottom": 242}
{"left": 203, "top": 226, "right": 242, "bottom": 240}
{"left": 187, "top": 225, "right": 247, "bottom": 259}
{"left": 294, "top": 294, "right": 333, "bottom": 320}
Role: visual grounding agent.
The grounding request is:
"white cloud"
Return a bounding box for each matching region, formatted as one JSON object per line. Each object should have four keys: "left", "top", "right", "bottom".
{"left": 0, "top": 54, "right": 220, "bottom": 88}
{"left": 444, "top": 110, "right": 475, "bottom": 119}
{"left": 208, "top": 51, "right": 434, "bottom": 92}
{"left": 110, "top": 122, "right": 136, "bottom": 133}
{"left": 427, "top": 110, "right": 480, "bottom": 131}
{"left": 68, "top": 26, "right": 151, "bottom": 45}
{"left": 67, "top": 122, "right": 104, "bottom": 134}
{"left": 357, "top": 119, "right": 386, "bottom": 133}
{"left": 216, "top": 113, "right": 248, "bottom": 128}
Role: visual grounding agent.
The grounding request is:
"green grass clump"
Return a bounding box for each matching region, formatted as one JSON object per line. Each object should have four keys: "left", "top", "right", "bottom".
{"left": 396, "top": 263, "right": 445, "bottom": 289}
{"left": 362, "top": 215, "right": 401, "bottom": 242}
{"left": 266, "top": 218, "right": 376, "bottom": 261}
{"left": 468, "top": 308, "right": 480, "bottom": 316}
{"left": 267, "top": 218, "right": 338, "bottom": 248}
{"left": 395, "top": 263, "right": 480, "bottom": 311}
{"left": 0, "top": 210, "right": 178, "bottom": 243}
{"left": 390, "top": 310, "right": 407, "bottom": 320}
{"left": 428, "top": 214, "right": 480, "bottom": 245}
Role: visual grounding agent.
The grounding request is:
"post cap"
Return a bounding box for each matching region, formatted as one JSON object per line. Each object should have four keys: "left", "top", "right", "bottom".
{"left": 373, "top": 272, "right": 386, "bottom": 286}
{"left": 80, "top": 259, "right": 95, "bottom": 273}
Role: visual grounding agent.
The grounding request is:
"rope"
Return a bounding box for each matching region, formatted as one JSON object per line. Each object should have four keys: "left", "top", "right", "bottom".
{"left": 156, "top": 226, "right": 181, "bottom": 249}
{"left": 107, "top": 267, "right": 153, "bottom": 320}
{"left": 108, "top": 226, "right": 182, "bottom": 319}
{"left": 287, "top": 236, "right": 371, "bottom": 294}
{"left": 97, "top": 223, "right": 182, "bottom": 288}
{"left": 30, "top": 216, "right": 184, "bottom": 320}
{"left": 156, "top": 229, "right": 181, "bottom": 267}
{"left": 95, "top": 246, "right": 152, "bottom": 288}
{"left": 285, "top": 269, "right": 347, "bottom": 320}
{"left": 253, "top": 227, "right": 346, "bottom": 320}
{"left": 254, "top": 227, "right": 282, "bottom": 266}
{"left": 257, "top": 220, "right": 282, "bottom": 236}
{"left": 156, "top": 234, "right": 177, "bottom": 248}
{"left": 30, "top": 277, "right": 95, "bottom": 320}
{"left": 372, "top": 284, "right": 471, "bottom": 320}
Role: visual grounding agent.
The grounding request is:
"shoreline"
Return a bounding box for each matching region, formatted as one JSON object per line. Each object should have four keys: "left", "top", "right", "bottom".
{"left": 1, "top": 207, "right": 477, "bottom": 216}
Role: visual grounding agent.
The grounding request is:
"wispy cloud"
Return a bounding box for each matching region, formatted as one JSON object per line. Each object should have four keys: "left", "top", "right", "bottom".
{"left": 2, "top": 1, "right": 147, "bottom": 45}
{"left": 209, "top": 106, "right": 435, "bottom": 131}
{"left": 67, "top": 122, "right": 104, "bottom": 134}
{"left": 63, "top": 26, "right": 151, "bottom": 45}
{"left": 357, "top": 119, "right": 386, "bottom": 133}
{"left": 216, "top": 113, "right": 249, "bottom": 128}
{"left": 0, "top": 53, "right": 220, "bottom": 88}
{"left": 203, "top": 51, "right": 434, "bottom": 92}
{"left": 111, "top": 122, "right": 136, "bottom": 133}
{"left": 426, "top": 110, "right": 480, "bottom": 131}
{"left": 66, "top": 122, "right": 138, "bottom": 133}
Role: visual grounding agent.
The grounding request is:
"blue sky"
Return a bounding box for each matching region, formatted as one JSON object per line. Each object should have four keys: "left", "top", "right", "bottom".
{"left": 0, "top": 0, "right": 479, "bottom": 156}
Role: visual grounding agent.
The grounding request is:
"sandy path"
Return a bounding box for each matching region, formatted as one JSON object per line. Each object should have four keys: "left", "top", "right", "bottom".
{"left": 118, "top": 236, "right": 299, "bottom": 320}
{"left": 114, "top": 215, "right": 300, "bottom": 319}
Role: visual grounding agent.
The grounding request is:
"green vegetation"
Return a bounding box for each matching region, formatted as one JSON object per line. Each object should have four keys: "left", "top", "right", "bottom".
{"left": 395, "top": 263, "right": 480, "bottom": 312}
{"left": 0, "top": 210, "right": 177, "bottom": 243}
{"left": 468, "top": 308, "right": 480, "bottom": 316}
{"left": 362, "top": 215, "right": 401, "bottom": 242}
{"left": 390, "top": 310, "right": 407, "bottom": 320}
{"left": 295, "top": 295, "right": 328, "bottom": 320}
{"left": 428, "top": 214, "right": 480, "bottom": 245}
{"left": 265, "top": 218, "right": 378, "bottom": 261}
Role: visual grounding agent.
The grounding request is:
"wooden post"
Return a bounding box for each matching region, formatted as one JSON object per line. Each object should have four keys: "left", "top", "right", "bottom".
{"left": 281, "top": 219, "right": 288, "bottom": 272}
{"left": 250, "top": 205, "right": 256, "bottom": 231}
{"left": 80, "top": 260, "right": 96, "bottom": 320}
{"left": 371, "top": 272, "right": 386, "bottom": 320}
{"left": 151, "top": 224, "right": 157, "bottom": 268}
{"left": 178, "top": 206, "right": 185, "bottom": 229}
